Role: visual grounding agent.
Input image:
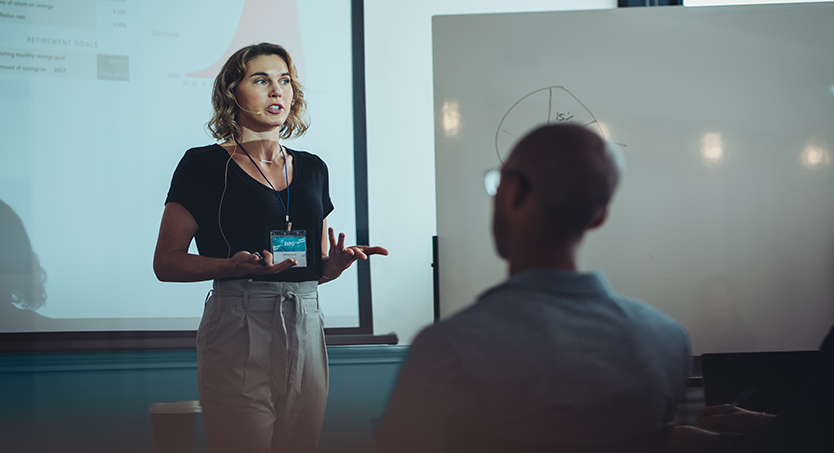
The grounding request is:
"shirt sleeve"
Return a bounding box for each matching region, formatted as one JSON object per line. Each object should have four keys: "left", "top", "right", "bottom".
{"left": 321, "top": 159, "right": 334, "bottom": 218}
{"left": 374, "top": 326, "right": 470, "bottom": 453}
{"left": 165, "top": 149, "right": 211, "bottom": 226}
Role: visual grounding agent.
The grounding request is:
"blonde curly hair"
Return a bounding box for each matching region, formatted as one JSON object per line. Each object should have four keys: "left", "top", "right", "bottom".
{"left": 208, "top": 42, "right": 309, "bottom": 141}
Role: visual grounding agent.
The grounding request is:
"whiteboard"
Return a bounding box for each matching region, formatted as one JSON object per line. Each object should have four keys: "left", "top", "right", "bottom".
{"left": 433, "top": 4, "right": 834, "bottom": 355}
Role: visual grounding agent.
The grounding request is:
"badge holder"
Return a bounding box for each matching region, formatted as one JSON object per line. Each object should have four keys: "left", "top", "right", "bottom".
{"left": 270, "top": 230, "right": 307, "bottom": 267}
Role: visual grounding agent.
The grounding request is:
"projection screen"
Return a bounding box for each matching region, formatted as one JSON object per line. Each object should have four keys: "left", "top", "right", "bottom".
{"left": 0, "top": 0, "right": 362, "bottom": 333}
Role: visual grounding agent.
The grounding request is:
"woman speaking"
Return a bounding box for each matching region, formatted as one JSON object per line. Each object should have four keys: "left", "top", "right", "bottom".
{"left": 153, "top": 42, "right": 387, "bottom": 453}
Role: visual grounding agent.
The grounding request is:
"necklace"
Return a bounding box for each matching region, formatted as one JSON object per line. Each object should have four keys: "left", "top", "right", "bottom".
{"left": 234, "top": 138, "right": 292, "bottom": 230}
{"left": 257, "top": 146, "right": 282, "bottom": 164}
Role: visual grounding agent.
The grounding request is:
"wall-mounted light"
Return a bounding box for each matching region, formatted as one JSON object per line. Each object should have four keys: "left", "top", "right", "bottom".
{"left": 700, "top": 132, "right": 724, "bottom": 165}
{"left": 799, "top": 142, "right": 831, "bottom": 169}
{"left": 596, "top": 121, "right": 612, "bottom": 141}
{"left": 442, "top": 100, "right": 461, "bottom": 138}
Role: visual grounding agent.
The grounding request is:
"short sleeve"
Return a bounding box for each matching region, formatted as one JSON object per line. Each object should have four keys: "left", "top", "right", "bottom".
{"left": 165, "top": 149, "right": 211, "bottom": 226}
{"left": 375, "top": 326, "right": 471, "bottom": 453}
{"left": 321, "top": 159, "right": 334, "bottom": 218}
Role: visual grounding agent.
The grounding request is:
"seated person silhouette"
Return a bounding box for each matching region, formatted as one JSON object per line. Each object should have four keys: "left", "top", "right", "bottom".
{"left": 0, "top": 199, "right": 55, "bottom": 332}
{"left": 375, "top": 124, "right": 691, "bottom": 453}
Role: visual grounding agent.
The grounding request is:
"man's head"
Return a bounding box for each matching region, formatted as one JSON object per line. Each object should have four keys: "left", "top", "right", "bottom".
{"left": 492, "top": 124, "right": 622, "bottom": 263}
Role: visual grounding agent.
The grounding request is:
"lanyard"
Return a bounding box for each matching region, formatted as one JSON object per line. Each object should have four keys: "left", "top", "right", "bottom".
{"left": 234, "top": 138, "right": 292, "bottom": 231}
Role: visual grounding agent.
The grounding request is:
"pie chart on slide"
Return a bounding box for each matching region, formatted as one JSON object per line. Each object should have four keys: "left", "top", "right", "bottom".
{"left": 186, "top": 0, "right": 305, "bottom": 80}
{"left": 494, "top": 86, "right": 606, "bottom": 164}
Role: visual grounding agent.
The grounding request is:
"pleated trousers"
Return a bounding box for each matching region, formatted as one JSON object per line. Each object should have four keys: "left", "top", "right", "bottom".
{"left": 196, "top": 279, "right": 328, "bottom": 453}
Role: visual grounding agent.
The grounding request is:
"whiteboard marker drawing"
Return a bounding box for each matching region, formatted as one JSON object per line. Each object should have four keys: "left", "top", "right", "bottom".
{"left": 495, "top": 86, "right": 617, "bottom": 164}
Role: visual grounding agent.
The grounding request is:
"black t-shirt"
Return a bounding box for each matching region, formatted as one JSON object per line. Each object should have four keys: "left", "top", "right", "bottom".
{"left": 165, "top": 144, "right": 334, "bottom": 282}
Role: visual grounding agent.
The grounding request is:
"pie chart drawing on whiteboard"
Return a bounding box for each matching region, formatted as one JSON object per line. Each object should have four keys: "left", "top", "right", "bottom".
{"left": 494, "top": 86, "right": 607, "bottom": 164}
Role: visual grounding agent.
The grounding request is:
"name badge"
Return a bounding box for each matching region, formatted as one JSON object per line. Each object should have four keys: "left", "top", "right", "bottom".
{"left": 270, "top": 230, "right": 307, "bottom": 268}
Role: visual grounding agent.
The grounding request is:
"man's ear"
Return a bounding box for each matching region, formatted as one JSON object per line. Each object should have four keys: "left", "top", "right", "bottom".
{"left": 588, "top": 206, "right": 609, "bottom": 230}
{"left": 508, "top": 173, "right": 531, "bottom": 210}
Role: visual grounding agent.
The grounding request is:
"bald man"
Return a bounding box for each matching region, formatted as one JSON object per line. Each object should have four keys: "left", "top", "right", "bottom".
{"left": 375, "top": 124, "right": 691, "bottom": 453}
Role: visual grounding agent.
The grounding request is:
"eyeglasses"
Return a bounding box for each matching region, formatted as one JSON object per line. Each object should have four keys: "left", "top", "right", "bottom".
{"left": 484, "top": 169, "right": 501, "bottom": 196}
{"left": 484, "top": 168, "right": 530, "bottom": 196}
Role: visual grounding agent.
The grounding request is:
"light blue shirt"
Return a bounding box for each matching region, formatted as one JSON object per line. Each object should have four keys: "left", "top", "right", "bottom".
{"left": 376, "top": 269, "right": 691, "bottom": 453}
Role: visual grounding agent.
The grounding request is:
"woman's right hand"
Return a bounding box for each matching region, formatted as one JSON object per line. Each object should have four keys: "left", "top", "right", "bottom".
{"left": 229, "top": 250, "right": 296, "bottom": 277}
{"left": 155, "top": 202, "right": 297, "bottom": 282}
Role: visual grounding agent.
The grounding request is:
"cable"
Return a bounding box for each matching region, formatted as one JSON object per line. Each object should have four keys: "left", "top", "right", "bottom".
{"left": 218, "top": 141, "right": 237, "bottom": 259}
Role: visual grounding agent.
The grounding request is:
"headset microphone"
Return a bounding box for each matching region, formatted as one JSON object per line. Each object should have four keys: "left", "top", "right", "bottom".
{"left": 235, "top": 99, "right": 262, "bottom": 116}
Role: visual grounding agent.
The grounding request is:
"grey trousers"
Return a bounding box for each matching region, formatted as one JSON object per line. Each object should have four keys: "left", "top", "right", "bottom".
{"left": 196, "top": 279, "right": 328, "bottom": 453}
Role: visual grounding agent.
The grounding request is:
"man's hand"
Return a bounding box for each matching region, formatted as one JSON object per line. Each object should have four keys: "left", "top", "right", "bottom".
{"left": 696, "top": 405, "right": 773, "bottom": 433}
{"left": 666, "top": 426, "right": 718, "bottom": 453}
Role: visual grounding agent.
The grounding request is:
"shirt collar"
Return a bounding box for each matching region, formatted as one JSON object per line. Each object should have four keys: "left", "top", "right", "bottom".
{"left": 503, "top": 268, "right": 611, "bottom": 295}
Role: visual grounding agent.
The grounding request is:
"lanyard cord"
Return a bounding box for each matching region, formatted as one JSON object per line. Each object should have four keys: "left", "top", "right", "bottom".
{"left": 234, "top": 138, "right": 291, "bottom": 230}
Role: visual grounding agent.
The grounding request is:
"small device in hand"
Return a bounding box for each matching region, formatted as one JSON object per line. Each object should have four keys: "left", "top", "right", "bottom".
{"left": 253, "top": 252, "right": 267, "bottom": 266}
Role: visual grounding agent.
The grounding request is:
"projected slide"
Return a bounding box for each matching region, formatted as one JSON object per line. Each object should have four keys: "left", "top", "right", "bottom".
{"left": 0, "top": 0, "right": 120, "bottom": 79}
{"left": 0, "top": 0, "right": 359, "bottom": 332}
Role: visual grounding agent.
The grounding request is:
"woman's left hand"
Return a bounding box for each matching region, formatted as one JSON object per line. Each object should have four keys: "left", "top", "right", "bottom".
{"left": 320, "top": 227, "right": 388, "bottom": 283}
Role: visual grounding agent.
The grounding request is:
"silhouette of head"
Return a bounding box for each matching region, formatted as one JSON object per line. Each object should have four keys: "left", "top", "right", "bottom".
{"left": 0, "top": 200, "right": 46, "bottom": 310}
